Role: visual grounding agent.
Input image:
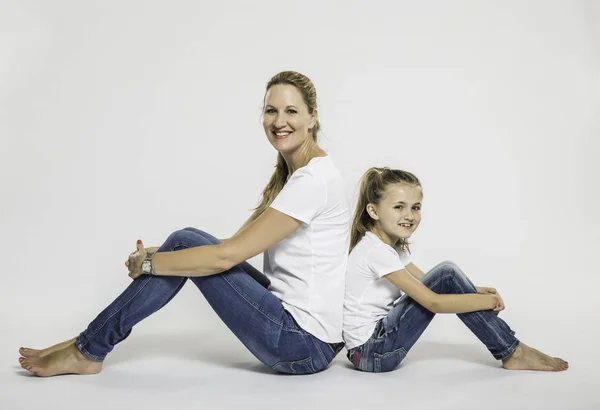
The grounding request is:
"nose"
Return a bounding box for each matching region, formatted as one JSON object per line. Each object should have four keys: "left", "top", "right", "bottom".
{"left": 402, "top": 210, "right": 414, "bottom": 221}
{"left": 274, "top": 113, "right": 287, "bottom": 129}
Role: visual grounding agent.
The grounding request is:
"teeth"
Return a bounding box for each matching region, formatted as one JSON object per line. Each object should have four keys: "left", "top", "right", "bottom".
{"left": 275, "top": 132, "right": 290, "bottom": 136}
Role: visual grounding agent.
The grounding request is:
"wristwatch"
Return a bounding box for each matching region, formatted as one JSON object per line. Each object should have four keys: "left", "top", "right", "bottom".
{"left": 141, "top": 251, "right": 157, "bottom": 276}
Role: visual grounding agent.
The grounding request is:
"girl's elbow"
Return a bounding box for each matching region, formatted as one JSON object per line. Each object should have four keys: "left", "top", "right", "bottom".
{"left": 425, "top": 298, "right": 442, "bottom": 314}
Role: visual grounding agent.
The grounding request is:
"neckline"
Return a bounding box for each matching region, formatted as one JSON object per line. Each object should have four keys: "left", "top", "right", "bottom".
{"left": 289, "top": 154, "right": 329, "bottom": 177}
{"left": 365, "top": 231, "right": 395, "bottom": 249}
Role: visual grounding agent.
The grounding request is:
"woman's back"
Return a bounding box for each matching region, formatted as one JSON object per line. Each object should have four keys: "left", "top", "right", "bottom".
{"left": 265, "top": 155, "right": 350, "bottom": 343}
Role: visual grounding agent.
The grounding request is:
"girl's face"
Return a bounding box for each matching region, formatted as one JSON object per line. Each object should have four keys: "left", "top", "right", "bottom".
{"left": 368, "top": 183, "right": 422, "bottom": 245}
{"left": 262, "top": 84, "right": 316, "bottom": 155}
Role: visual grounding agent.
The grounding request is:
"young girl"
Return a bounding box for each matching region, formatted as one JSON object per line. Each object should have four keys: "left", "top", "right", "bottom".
{"left": 19, "top": 71, "right": 349, "bottom": 377}
{"left": 343, "top": 167, "right": 568, "bottom": 373}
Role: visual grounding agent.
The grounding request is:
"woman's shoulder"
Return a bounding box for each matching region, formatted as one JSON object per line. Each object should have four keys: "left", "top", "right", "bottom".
{"left": 289, "top": 155, "right": 346, "bottom": 198}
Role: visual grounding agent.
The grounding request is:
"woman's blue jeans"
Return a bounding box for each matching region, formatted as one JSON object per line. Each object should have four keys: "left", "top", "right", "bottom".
{"left": 75, "top": 227, "right": 342, "bottom": 374}
{"left": 347, "top": 261, "right": 520, "bottom": 372}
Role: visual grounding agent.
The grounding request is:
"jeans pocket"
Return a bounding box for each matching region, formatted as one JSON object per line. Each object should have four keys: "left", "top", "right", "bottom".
{"left": 373, "top": 347, "right": 407, "bottom": 373}
{"left": 271, "top": 357, "right": 316, "bottom": 375}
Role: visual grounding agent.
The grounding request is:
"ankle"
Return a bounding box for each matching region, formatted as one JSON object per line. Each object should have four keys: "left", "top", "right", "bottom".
{"left": 68, "top": 343, "right": 89, "bottom": 360}
{"left": 503, "top": 343, "right": 523, "bottom": 362}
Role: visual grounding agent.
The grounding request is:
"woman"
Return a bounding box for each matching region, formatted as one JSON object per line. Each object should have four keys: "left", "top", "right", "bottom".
{"left": 343, "top": 167, "right": 568, "bottom": 372}
{"left": 19, "top": 71, "right": 350, "bottom": 377}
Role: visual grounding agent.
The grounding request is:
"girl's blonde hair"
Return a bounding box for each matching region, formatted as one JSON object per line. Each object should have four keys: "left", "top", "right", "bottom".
{"left": 251, "top": 71, "right": 321, "bottom": 221}
{"left": 350, "top": 167, "right": 422, "bottom": 253}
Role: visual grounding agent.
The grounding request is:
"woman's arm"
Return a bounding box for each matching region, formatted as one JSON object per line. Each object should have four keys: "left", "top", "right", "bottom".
{"left": 385, "top": 269, "right": 499, "bottom": 314}
{"left": 152, "top": 208, "right": 302, "bottom": 277}
{"left": 220, "top": 212, "right": 257, "bottom": 243}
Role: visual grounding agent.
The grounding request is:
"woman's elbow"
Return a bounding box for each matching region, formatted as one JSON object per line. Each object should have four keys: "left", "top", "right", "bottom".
{"left": 217, "top": 244, "right": 241, "bottom": 272}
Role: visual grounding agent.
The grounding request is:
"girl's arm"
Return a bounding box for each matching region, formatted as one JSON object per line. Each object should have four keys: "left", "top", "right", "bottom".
{"left": 406, "top": 263, "right": 500, "bottom": 297}
{"left": 385, "top": 269, "right": 499, "bottom": 314}
{"left": 152, "top": 208, "right": 302, "bottom": 277}
{"left": 404, "top": 262, "right": 425, "bottom": 280}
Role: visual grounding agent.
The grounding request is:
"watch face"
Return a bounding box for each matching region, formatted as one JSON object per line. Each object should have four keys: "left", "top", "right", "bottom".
{"left": 142, "top": 260, "right": 151, "bottom": 273}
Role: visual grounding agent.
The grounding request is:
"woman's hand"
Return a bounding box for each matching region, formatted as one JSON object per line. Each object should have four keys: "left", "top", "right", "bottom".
{"left": 125, "top": 240, "right": 148, "bottom": 280}
{"left": 477, "top": 286, "right": 504, "bottom": 314}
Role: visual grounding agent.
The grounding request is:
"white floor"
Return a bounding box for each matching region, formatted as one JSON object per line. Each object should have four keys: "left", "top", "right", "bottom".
{"left": 3, "top": 300, "right": 597, "bottom": 410}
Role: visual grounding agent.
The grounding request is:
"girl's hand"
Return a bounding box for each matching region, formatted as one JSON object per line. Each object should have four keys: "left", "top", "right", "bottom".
{"left": 125, "top": 240, "right": 148, "bottom": 280}
{"left": 477, "top": 286, "right": 504, "bottom": 315}
{"left": 476, "top": 286, "right": 496, "bottom": 294}
{"left": 492, "top": 293, "right": 505, "bottom": 314}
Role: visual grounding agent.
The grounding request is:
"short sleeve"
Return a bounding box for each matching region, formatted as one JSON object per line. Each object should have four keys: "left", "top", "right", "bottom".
{"left": 367, "top": 244, "right": 406, "bottom": 278}
{"left": 270, "top": 169, "right": 327, "bottom": 224}
{"left": 396, "top": 248, "right": 413, "bottom": 266}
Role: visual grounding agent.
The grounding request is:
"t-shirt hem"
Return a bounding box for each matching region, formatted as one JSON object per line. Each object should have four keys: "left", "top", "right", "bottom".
{"left": 343, "top": 322, "right": 378, "bottom": 350}
{"left": 284, "top": 304, "right": 342, "bottom": 344}
{"left": 269, "top": 204, "right": 310, "bottom": 224}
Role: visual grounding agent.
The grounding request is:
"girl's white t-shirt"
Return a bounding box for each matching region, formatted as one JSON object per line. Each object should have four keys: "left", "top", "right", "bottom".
{"left": 342, "top": 232, "right": 412, "bottom": 349}
{"left": 264, "top": 155, "right": 350, "bottom": 343}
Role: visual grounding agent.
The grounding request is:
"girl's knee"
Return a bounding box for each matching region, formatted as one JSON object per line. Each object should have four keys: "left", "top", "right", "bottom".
{"left": 430, "top": 260, "right": 459, "bottom": 276}
{"left": 434, "top": 261, "right": 469, "bottom": 281}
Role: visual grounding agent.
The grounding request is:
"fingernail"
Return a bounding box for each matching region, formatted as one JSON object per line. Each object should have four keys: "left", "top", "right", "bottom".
{"left": 137, "top": 239, "right": 142, "bottom": 244}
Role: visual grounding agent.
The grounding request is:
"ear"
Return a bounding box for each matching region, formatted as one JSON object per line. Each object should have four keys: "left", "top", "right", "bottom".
{"left": 366, "top": 203, "right": 379, "bottom": 220}
{"left": 309, "top": 109, "right": 318, "bottom": 129}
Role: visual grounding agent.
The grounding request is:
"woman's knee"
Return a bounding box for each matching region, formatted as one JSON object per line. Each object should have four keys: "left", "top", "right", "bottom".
{"left": 164, "top": 228, "right": 214, "bottom": 250}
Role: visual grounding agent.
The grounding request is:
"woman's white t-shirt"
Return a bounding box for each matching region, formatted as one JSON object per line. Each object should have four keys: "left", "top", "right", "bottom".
{"left": 342, "top": 232, "right": 412, "bottom": 349}
{"left": 264, "top": 155, "right": 350, "bottom": 343}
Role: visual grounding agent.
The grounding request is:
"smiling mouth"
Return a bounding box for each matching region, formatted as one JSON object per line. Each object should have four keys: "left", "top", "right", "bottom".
{"left": 399, "top": 223, "right": 413, "bottom": 228}
{"left": 273, "top": 130, "right": 292, "bottom": 139}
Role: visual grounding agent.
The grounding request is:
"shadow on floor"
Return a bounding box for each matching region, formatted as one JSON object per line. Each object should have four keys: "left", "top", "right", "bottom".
{"left": 104, "top": 330, "right": 275, "bottom": 374}
{"left": 338, "top": 340, "right": 499, "bottom": 370}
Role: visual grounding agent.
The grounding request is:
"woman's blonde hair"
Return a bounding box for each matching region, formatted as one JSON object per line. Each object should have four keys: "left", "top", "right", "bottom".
{"left": 350, "top": 167, "right": 422, "bottom": 253}
{"left": 251, "top": 71, "right": 321, "bottom": 221}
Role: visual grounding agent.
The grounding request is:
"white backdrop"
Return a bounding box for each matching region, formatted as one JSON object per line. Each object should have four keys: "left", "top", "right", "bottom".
{"left": 1, "top": 1, "right": 599, "bottom": 409}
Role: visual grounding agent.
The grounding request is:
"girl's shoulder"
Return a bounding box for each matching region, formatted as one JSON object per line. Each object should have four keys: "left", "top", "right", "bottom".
{"left": 351, "top": 233, "right": 400, "bottom": 263}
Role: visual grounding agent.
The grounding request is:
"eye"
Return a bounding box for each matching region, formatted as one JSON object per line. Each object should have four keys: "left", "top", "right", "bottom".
{"left": 265, "top": 108, "right": 276, "bottom": 114}
{"left": 413, "top": 206, "right": 421, "bottom": 211}
{"left": 394, "top": 205, "right": 403, "bottom": 210}
{"left": 287, "top": 109, "right": 297, "bottom": 114}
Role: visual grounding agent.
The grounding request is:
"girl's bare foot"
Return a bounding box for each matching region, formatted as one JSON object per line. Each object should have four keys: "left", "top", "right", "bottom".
{"left": 19, "top": 337, "right": 77, "bottom": 358}
{"left": 19, "top": 342, "right": 102, "bottom": 377}
{"left": 502, "top": 343, "right": 568, "bottom": 371}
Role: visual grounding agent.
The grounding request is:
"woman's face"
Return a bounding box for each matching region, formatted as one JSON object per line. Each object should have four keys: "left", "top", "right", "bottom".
{"left": 262, "top": 84, "right": 316, "bottom": 154}
{"left": 369, "top": 183, "right": 423, "bottom": 244}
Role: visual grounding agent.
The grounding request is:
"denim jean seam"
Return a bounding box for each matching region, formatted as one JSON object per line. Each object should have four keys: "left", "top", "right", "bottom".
{"left": 373, "top": 347, "right": 408, "bottom": 372}
{"left": 272, "top": 356, "right": 316, "bottom": 374}
{"left": 310, "top": 337, "right": 329, "bottom": 368}
{"left": 220, "top": 273, "right": 287, "bottom": 329}
{"left": 80, "top": 274, "right": 154, "bottom": 354}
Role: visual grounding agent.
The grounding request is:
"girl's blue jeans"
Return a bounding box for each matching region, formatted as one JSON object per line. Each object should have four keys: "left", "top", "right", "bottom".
{"left": 347, "top": 261, "right": 520, "bottom": 372}
{"left": 75, "top": 227, "right": 343, "bottom": 375}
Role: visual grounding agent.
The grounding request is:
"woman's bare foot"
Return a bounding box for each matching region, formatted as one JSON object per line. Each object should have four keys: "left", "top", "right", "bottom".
{"left": 19, "top": 342, "right": 102, "bottom": 377}
{"left": 502, "top": 343, "right": 568, "bottom": 371}
{"left": 19, "top": 337, "right": 77, "bottom": 358}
